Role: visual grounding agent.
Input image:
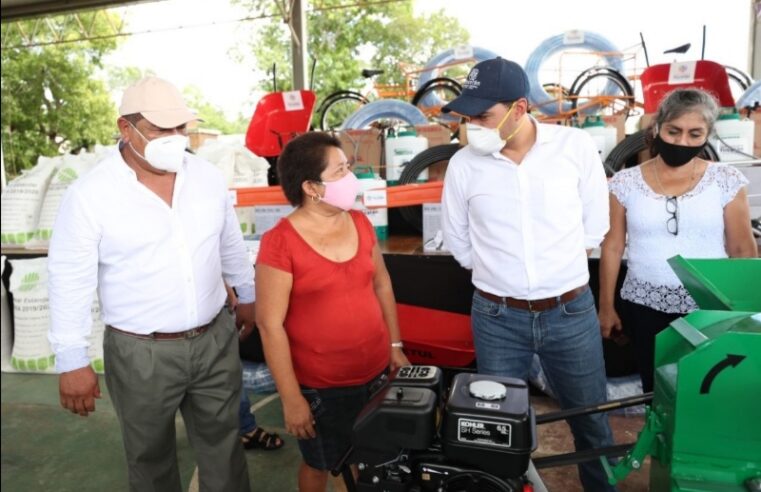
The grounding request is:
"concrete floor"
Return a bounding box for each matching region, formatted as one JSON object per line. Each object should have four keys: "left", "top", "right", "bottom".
{"left": 1, "top": 373, "right": 651, "bottom": 492}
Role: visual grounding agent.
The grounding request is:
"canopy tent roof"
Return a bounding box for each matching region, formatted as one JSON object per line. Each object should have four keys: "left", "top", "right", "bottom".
{"left": 0, "top": 0, "right": 154, "bottom": 22}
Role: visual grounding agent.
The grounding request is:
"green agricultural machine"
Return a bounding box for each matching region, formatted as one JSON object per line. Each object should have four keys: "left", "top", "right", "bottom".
{"left": 604, "top": 257, "right": 761, "bottom": 491}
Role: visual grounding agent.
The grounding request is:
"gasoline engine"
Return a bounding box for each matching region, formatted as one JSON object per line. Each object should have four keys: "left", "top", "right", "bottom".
{"left": 342, "top": 366, "right": 537, "bottom": 492}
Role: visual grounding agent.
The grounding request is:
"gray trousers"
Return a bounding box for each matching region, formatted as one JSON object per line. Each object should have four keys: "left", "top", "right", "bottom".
{"left": 104, "top": 309, "right": 250, "bottom": 492}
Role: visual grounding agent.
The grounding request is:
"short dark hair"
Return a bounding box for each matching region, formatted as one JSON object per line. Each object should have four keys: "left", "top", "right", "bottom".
{"left": 121, "top": 113, "right": 144, "bottom": 125}
{"left": 277, "top": 132, "right": 343, "bottom": 206}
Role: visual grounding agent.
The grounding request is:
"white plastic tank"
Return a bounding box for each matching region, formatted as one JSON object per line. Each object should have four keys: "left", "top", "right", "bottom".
{"left": 582, "top": 116, "right": 618, "bottom": 162}
{"left": 709, "top": 112, "right": 755, "bottom": 162}
{"left": 353, "top": 167, "right": 388, "bottom": 240}
{"left": 384, "top": 128, "right": 428, "bottom": 184}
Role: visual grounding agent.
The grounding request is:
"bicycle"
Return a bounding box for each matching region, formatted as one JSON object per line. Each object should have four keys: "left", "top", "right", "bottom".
{"left": 530, "top": 27, "right": 753, "bottom": 126}
{"left": 315, "top": 60, "right": 466, "bottom": 131}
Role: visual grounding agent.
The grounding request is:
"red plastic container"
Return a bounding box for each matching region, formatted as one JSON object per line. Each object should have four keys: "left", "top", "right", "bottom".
{"left": 640, "top": 60, "right": 734, "bottom": 113}
{"left": 245, "top": 90, "right": 316, "bottom": 157}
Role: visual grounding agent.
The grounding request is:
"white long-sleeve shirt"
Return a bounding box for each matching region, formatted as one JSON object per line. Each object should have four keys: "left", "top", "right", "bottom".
{"left": 441, "top": 119, "right": 609, "bottom": 299}
{"left": 48, "top": 148, "right": 254, "bottom": 373}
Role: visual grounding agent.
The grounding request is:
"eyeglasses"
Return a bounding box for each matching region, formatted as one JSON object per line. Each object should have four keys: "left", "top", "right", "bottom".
{"left": 666, "top": 196, "right": 679, "bottom": 236}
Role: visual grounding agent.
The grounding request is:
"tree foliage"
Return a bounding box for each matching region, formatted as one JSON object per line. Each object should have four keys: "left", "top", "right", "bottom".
{"left": 1, "top": 12, "right": 122, "bottom": 177}
{"left": 234, "top": 0, "right": 469, "bottom": 98}
{"left": 183, "top": 86, "right": 249, "bottom": 135}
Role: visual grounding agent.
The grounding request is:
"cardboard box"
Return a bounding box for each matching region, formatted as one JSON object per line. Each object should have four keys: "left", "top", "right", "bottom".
{"left": 338, "top": 125, "right": 452, "bottom": 180}
{"left": 422, "top": 203, "right": 450, "bottom": 254}
{"left": 253, "top": 205, "right": 294, "bottom": 238}
{"left": 414, "top": 124, "right": 451, "bottom": 148}
{"left": 337, "top": 128, "right": 383, "bottom": 176}
{"left": 188, "top": 129, "right": 221, "bottom": 151}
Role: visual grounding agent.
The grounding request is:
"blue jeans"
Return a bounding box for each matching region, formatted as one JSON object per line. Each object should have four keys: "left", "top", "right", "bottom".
{"left": 471, "top": 288, "right": 617, "bottom": 492}
{"left": 239, "top": 361, "right": 277, "bottom": 435}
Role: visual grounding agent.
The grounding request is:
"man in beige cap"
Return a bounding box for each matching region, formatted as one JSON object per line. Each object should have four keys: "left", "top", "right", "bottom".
{"left": 47, "top": 76, "right": 254, "bottom": 491}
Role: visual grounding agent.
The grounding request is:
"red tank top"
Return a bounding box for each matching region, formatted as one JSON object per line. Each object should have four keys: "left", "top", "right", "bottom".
{"left": 256, "top": 210, "right": 390, "bottom": 388}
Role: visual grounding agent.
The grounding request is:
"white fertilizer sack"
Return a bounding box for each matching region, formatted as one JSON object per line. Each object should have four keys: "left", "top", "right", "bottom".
{"left": 1, "top": 256, "right": 12, "bottom": 372}
{"left": 34, "top": 152, "right": 98, "bottom": 245}
{"left": 196, "top": 140, "right": 269, "bottom": 188}
{"left": 7, "top": 257, "right": 105, "bottom": 373}
{"left": 1, "top": 156, "right": 60, "bottom": 247}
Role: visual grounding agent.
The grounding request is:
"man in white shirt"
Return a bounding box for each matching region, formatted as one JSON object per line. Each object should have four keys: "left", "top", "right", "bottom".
{"left": 48, "top": 77, "right": 254, "bottom": 491}
{"left": 441, "top": 58, "right": 616, "bottom": 492}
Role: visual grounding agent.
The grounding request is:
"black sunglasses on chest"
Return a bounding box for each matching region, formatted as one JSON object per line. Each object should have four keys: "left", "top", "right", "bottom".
{"left": 666, "top": 196, "right": 678, "bottom": 236}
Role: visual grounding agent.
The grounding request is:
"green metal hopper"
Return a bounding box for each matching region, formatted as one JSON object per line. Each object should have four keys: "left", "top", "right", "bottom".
{"left": 605, "top": 256, "right": 761, "bottom": 491}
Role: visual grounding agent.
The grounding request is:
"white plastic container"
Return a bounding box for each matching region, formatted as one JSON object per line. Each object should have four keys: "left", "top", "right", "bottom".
{"left": 353, "top": 167, "right": 388, "bottom": 240}
{"left": 709, "top": 112, "right": 755, "bottom": 162}
{"left": 582, "top": 116, "right": 618, "bottom": 162}
{"left": 384, "top": 129, "right": 428, "bottom": 184}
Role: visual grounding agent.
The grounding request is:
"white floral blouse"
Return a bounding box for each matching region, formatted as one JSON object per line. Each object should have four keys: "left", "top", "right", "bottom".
{"left": 608, "top": 162, "right": 748, "bottom": 313}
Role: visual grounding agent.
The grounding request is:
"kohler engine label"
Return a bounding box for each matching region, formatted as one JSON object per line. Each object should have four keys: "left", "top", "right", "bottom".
{"left": 457, "top": 418, "right": 512, "bottom": 448}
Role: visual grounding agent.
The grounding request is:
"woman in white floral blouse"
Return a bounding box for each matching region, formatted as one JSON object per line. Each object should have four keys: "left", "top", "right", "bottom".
{"left": 598, "top": 88, "right": 757, "bottom": 392}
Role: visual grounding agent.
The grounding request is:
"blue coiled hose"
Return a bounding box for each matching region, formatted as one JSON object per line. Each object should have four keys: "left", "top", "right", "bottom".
{"left": 525, "top": 31, "right": 623, "bottom": 116}
{"left": 340, "top": 100, "right": 429, "bottom": 130}
{"left": 737, "top": 80, "right": 761, "bottom": 110}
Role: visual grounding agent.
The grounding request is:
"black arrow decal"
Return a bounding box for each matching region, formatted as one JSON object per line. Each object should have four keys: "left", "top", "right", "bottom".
{"left": 700, "top": 354, "right": 746, "bottom": 394}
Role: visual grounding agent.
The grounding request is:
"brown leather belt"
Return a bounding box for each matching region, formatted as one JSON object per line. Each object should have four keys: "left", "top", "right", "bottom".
{"left": 107, "top": 323, "right": 212, "bottom": 340}
{"left": 476, "top": 284, "right": 589, "bottom": 312}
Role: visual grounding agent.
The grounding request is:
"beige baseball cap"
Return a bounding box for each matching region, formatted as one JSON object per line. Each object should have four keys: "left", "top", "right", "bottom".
{"left": 119, "top": 76, "right": 198, "bottom": 128}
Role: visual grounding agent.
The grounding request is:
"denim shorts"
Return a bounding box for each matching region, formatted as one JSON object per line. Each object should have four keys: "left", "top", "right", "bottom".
{"left": 297, "top": 371, "right": 388, "bottom": 471}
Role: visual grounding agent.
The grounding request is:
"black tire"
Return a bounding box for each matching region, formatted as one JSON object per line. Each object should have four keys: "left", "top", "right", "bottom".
{"left": 397, "top": 144, "right": 460, "bottom": 232}
{"left": 604, "top": 130, "right": 720, "bottom": 175}
{"left": 412, "top": 77, "right": 462, "bottom": 137}
{"left": 411, "top": 77, "right": 462, "bottom": 106}
{"left": 569, "top": 67, "right": 634, "bottom": 118}
{"left": 569, "top": 67, "right": 631, "bottom": 96}
{"left": 317, "top": 91, "right": 369, "bottom": 130}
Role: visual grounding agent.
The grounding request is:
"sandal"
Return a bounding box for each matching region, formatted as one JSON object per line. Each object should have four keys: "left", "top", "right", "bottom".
{"left": 240, "top": 427, "right": 284, "bottom": 451}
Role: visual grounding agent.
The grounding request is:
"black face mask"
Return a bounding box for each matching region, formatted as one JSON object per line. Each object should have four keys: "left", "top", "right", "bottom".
{"left": 654, "top": 135, "right": 704, "bottom": 167}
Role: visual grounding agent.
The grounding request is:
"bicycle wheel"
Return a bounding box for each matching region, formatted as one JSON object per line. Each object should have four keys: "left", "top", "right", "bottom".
{"left": 397, "top": 143, "right": 460, "bottom": 231}
{"left": 412, "top": 77, "right": 462, "bottom": 129}
{"left": 317, "top": 91, "right": 369, "bottom": 130}
{"left": 604, "top": 130, "right": 720, "bottom": 175}
{"left": 412, "top": 77, "right": 462, "bottom": 107}
{"left": 569, "top": 68, "right": 635, "bottom": 118}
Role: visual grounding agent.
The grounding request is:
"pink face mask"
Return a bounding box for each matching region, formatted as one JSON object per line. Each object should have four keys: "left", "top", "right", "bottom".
{"left": 319, "top": 172, "right": 360, "bottom": 211}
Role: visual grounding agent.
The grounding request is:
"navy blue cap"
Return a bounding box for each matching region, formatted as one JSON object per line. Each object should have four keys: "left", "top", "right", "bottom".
{"left": 442, "top": 57, "right": 530, "bottom": 116}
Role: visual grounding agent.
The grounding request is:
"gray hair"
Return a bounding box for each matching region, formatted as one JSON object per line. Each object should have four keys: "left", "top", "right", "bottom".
{"left": 653, "top": 88, "right": 720, "bottom": 137}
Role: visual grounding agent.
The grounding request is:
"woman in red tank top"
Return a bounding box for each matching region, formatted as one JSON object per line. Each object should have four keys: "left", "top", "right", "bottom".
{"left": 255, "top": 132, "right": 409, "bottom": 491}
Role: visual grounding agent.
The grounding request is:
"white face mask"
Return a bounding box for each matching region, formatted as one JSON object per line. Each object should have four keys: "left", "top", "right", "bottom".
{"left": 466, "top": 103, "right": 525, "bottom": 156}
{"left": 129, "top": 123, "right": 188, "bottom": 173}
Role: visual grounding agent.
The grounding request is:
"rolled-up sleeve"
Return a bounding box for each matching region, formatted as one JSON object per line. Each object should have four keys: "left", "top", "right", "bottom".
{"left": 48, "top": 187, "right": 100, "bottom": 373}
{"left": 578, "top": 134, "right": 610, "bottom": 248}
{"left": 441, "top": 157, "right": 473, "bottom": 269}
{"left": 219, "top": 190, "right": 255, "bottom": 302}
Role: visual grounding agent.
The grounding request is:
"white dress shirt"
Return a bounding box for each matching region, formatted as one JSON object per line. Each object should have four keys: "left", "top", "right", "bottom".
{"left": 441, "top": 119, "right": 609, "bottom": 299}
{"left": 48, "top": 148, "right": 255, "bottom": 372}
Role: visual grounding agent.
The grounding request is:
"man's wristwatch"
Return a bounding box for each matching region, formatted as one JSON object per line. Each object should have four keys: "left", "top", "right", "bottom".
{"left": 391, "top": 341, "right": 404, "bottom": 348}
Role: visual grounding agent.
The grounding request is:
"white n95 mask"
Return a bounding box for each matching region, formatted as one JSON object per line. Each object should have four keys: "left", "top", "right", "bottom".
{"left": 129, "top": 123, "right": 188, "bottom": 173}
{"left": 465, "top": 102, "right": 525, "bottom": 156}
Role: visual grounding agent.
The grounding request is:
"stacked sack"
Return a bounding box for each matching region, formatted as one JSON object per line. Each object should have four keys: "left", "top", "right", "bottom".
{"left": 1, "top": 146, "right": 114, "bottom": 248}
{"left": 196, "top": 137, "right": 270, "bottom": 236}
{"left": 0, "top": 156, "right": 60, "bottom": 247}
{"left": 4, "top": 257, "right": 105, "bottom": 374}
